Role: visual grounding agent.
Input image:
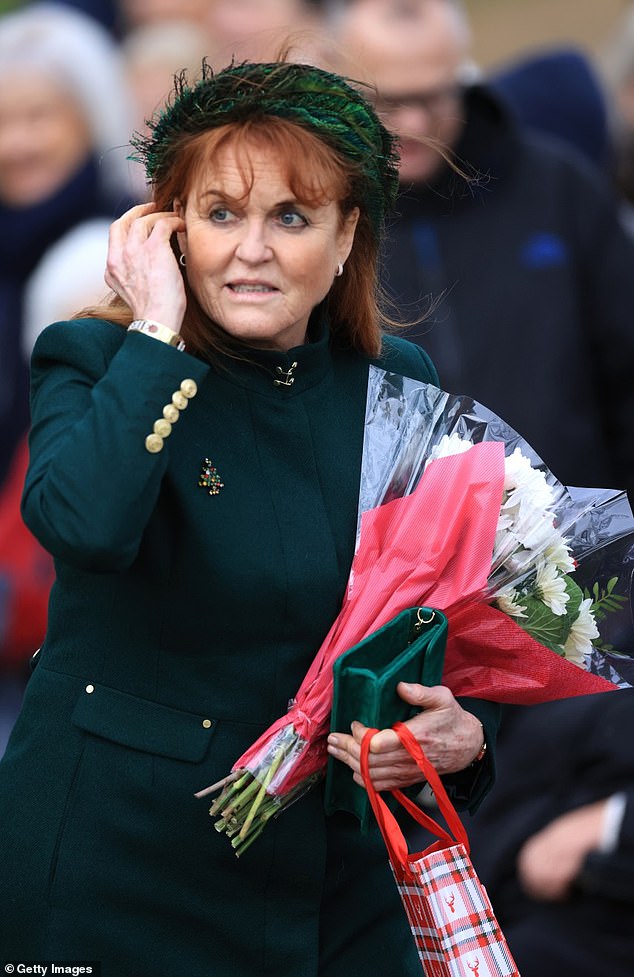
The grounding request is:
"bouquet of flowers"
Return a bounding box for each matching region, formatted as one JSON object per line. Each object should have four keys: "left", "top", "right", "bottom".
{"left": 197, "top": 369, "right": 634, "bottom": 855}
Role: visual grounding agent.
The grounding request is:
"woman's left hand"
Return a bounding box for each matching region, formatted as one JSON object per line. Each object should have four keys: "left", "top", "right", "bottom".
{"left": 326, "top": 682, "right": 485, "bottom": 791}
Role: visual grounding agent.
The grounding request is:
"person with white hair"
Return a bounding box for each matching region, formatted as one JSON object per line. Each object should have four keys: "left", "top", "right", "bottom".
{"left": 0, "top": 1, "right": 138, "bottom": 490}
{"left": 206, "top": 0, "right": 321, "bottom": 64}
{"left": 0, "top": 3, "right": 139, "bottom": 747}
{"left": 121, "top": 19, "right": 216, "bottom": 198}
{"left": 22, "top": 219, "right": 112, "bottom": 356}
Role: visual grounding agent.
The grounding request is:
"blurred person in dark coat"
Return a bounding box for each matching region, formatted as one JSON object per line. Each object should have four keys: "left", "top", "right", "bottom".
{"left": 334, "top": 0, "right": 634, "bottom": 495}
{"left": 0, "top": 2, "right": 137, "bottom": 490}
{"left": 464, "top": 692, "right": 634, "bottom": 977}
{"left": 0, "top": 220, "right": 117, "bottom": 760}
{"left": 490, "top": 46, "right": 613, "bottom": 174}
{"left": 0, "top": 2, "right": 138, "bottom": 745}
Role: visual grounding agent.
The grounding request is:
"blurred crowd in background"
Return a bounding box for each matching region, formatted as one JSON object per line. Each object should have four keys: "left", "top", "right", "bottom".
{"left": 1, "top": 1, "right": 634, "bottom": 973}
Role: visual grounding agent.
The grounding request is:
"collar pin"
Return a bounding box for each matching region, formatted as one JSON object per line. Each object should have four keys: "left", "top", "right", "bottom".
{"left": 273, "top": 361, "right": 298, "bottom": 387}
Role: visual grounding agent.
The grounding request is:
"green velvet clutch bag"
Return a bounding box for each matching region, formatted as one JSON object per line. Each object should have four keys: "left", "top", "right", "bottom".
{"left": 324, "top": 606, "right": 447, "bottom": 830}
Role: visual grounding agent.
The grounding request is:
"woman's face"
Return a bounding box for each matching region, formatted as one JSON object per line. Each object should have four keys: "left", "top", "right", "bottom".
{"left": 0, "top": 73, "right": 91, "bottom": 208}
{"left": 176, "top": 144, "right": 359, "bottom": 352}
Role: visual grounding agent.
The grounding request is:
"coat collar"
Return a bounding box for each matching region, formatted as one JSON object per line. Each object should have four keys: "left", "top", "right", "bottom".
{"left": 207, "top": 304, "right": 335, "bottom": 397}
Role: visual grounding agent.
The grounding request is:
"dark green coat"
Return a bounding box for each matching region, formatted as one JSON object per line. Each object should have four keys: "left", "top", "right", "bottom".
{"left": 0, "top": 315, "right": 499, "bottom": 976}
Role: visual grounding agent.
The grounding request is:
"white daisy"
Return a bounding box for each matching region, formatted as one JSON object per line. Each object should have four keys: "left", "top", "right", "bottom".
{"left": 428, "top": 433, "right": 473, "bottom": 463}
{"left": 563, "top": 598, "right": 600, "bottom": 665}
{"left": 535, "top": 560, "right": 569, "bottom": 616}
{"left": 544, "top": 536, "right": 575, "bottom": 574}
{"left": 495, "top": 589, "right": 527, "bottom": 618}
{"left": 503, "top": 450, "right": 554, "bottom": 511}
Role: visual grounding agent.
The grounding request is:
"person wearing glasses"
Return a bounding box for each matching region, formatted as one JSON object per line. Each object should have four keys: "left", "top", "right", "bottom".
{"left": 0, "top": 56, "right": 497, "bottom": 976}
{"left": 336, "top": 0, "right": 634, "bottom": 496}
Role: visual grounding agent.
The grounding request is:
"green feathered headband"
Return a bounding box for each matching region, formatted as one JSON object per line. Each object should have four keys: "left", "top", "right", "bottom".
{"left": 130, "top": 60, "right": 400, "bottom": 239}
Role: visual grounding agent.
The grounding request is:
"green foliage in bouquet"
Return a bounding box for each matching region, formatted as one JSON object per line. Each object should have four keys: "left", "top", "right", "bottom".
{"left": 584, "top": 576, "right": 629, "bottom": 654}
{"left": 587, "top": 576, "right": 629, "bottom": 621}
{"left": 509, "top": 574, "right": 583, "bottom": 656}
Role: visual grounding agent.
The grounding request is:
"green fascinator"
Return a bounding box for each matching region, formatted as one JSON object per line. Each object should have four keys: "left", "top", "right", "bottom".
{"left": 130, "top": 59, "right": 400, "bottom": 239}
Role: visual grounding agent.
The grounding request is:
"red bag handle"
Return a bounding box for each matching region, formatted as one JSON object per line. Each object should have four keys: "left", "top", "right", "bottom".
{"left": 360, "top": 721, "right": 470, "bottom": 878}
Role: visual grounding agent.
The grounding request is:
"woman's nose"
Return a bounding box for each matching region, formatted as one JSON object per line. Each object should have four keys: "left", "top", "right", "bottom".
{"left": 234, "top": 219, "right": 272, "bottom": 263}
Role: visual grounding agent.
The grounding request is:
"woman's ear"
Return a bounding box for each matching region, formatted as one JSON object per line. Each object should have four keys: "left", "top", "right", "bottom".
{"left": 338, "top": 207, "right": 360, "bottom": 265}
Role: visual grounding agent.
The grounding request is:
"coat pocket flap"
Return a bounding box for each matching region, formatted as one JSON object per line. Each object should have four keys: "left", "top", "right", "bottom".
{"left": 71, "top": 683, "right": 215, "bottom": 762}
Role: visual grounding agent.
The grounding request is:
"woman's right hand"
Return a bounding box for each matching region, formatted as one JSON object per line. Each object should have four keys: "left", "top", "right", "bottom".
{"left": 105, "top": 202, "right": 187, "bottom": 332}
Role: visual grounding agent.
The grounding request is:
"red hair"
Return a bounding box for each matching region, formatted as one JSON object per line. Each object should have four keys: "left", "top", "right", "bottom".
{"left": 78, "top": 117, "right": 388, "bottom": 358}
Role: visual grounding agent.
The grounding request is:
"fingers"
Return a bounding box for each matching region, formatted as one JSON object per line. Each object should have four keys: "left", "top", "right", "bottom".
{"left": 104, "top": 202, "right": 187, "bottom": 325}
{"left": 326, "top": 682, "right": 484, "bottom": 790}
{"left": 329, "top": 723, "right": 400, "bottom": 762}
{"left": 129, "top": 211, "right": 185, "bottom": 240}
{"left": 517, "top": 801, "right": 608, "bottom": 902}
{"left": 108, "top": 206, "right": 184, "bottom": 254}
{"left": 351, "top": 721, "right": 398, "bottom": 752}
{"left": 396, "top": 682, "right": 454, "bottom": 709}
{"left": 517, "top": 832, "right": 572, "bottom": 901}
{"left": 327, "top": 725, "right": 424, "bottom": 792}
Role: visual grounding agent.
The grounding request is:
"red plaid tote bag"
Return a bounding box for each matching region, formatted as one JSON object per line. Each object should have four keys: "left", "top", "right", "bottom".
{"left": 361, "top": 722, "right": 520, "bottom": 977}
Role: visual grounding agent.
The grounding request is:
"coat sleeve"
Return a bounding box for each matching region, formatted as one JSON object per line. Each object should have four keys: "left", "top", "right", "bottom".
{"left": 22, "top": 318, "right": 209, "bottom": 572}
{"left": 374, "top": 335, "right": 500, "bottom": 809}
{"left": 375, "top": 333, "right": 440, "bottom": 386}
{"left": 578, "top": 793, "right": 634, "bottom": 902}
{"left": 376, "top": 336, "right": 501, "bottom": 814}
{"left": 441, "top": 696, "right": 501, "bottom": 813}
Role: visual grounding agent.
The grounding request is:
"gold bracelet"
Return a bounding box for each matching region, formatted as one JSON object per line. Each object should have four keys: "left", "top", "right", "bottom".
{"left": 471, "top": 722, "right": 487, "bottom": 764}
{"left": 128, "top": 319, "right": 186, "bottom": 351}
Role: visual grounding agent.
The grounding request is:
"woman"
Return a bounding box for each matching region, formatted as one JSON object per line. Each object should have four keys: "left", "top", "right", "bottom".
{"left": 0, "top": 60, "right": 499, "bottom": 975}
{"left": 0, "top": 2, "right": 137, "bottom": 753}
{"left": 0, "top": 2, "right": 136, "bottom": 487}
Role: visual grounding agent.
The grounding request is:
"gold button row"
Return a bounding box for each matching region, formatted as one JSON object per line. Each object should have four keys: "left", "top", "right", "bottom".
{"left": 145, "top": 378, "right": 198, "bottom": 453}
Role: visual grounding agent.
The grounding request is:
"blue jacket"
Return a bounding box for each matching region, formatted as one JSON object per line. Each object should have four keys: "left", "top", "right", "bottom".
{"left": 383, "top": 84, "right": 634, "bottom": 495}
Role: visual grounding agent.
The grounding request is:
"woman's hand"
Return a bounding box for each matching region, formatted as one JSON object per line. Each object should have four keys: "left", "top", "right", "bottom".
{"left": 104, "top": 202, "right": 187, "bottom": 331}
{"left": 326, "top": 682, "right": 485, "bottom": 792}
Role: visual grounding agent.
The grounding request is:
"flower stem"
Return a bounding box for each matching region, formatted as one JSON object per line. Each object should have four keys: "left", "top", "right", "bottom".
{"left": 209, "top": 769, "right": 252, "bottom": 817}
{"left": 233, "top": 805, "right": 277, "bottom": 857}
{"left": 237, "top": 747, "right": 285, "bottom": 842}
{"left": 220, "top": 775, "right": 261, "bottom": 820}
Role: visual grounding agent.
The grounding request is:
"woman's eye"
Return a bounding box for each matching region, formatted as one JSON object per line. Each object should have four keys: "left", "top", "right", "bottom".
{"left": 210, "top": 207, "right": 234, "bottom": 223}
{"left": 278, "top": 211, "right": 307, "bottom": 228}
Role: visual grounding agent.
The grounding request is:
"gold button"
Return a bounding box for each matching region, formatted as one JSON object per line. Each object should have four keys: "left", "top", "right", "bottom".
{"left": 163, "top": 403, "right": 179, "bottom": 423}
{"left": 153, "top": 418, "right": 172, "bottom": 438}
{"left": 202, "top": 719, "right": 212, "bottom": 729}
{"left": 172, "top": 391, "right": 188, "bottom": 410}
{"left": 85, "top": 684, "right": 95, "bottom": 694}
{"left": 180, "top": 378, "right": 198, "bottom": 398}
{"left": 145, "top": 433, "right": 164, "bottom": 453}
